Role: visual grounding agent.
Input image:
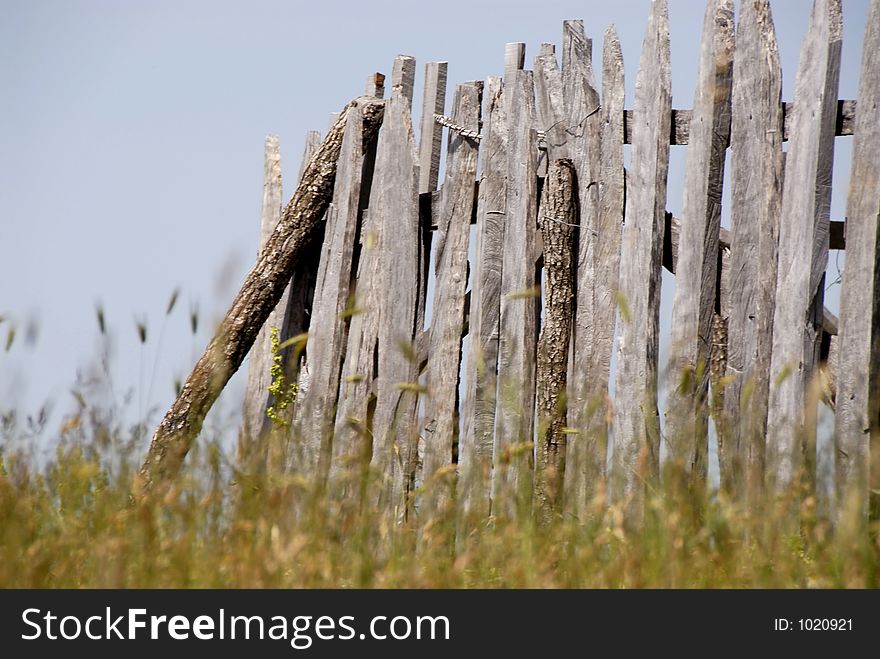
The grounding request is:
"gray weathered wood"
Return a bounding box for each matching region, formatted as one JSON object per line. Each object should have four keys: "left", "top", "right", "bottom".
{"left": 421, "top": 81, "right": 482, "bottom": 515}
{"left": 494, "top": 68, "right": 538, "bottom": 516}
{"left": 298, "top": 107, "right": 366, "bottom": 480}
{"left": 370, "top": 55, "right": 422, "bottom": 519}
{"left": 365, "top": 72, "right": 386, "bottom": 98}
{"left": 535, "top": 158, "right": 576, "bottom": 520}
{"left": 504, "top": 43, "right": 526, "bottom": 80}
{"left": 622, "top": 99, "right": 855, "bottom": 144}
{"left": 610, "top": 0, "right": 670, "bottom": 513}
{"left": 241, "top": 131, "right": 322, "bottom": 474}
{"left": 240, "top": 134, "right": 285, "bottom": 467}
{"left": 834, "top": 0, "right": 880, "bottom": 520}
{"left": 766, "top": 0, "right": 841, "bottom": 493}
{"left": 459, "top": 76, "right": 507, "bottom": 522}
{"left": 721, "top": 0, "right": 784, "bottom": 501}
{"left": 415, "top": 62, "right": 449, "bottom": 378}
{"left": 565, "top": 24, "right": 624, "bottom": 517}
{"left": 137, "top": 96, "right": 385, "bottom": 494}
{"left": 534, "top": 47, "right": 567, "bottom": 161}
{"left": 332, "top": 208, "right": 381, "bottom": 480}
{"left": 665, "top": 0, "right": 734, "bottom": 485}
{"left": 418, "top": 62, "right": 449, "bottom": 194}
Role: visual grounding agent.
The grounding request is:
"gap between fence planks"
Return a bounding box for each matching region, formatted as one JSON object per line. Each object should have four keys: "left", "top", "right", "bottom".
{"left": 136, "top": 95, "right": 386, "bottom": 497}
{"left": 369, "top": 56, "right": 422, "bottom": 520}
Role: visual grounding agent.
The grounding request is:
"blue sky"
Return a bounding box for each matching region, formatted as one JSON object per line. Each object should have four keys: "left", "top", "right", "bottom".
{"left": 0, "top": 0, "right": 871, "bottom": 461}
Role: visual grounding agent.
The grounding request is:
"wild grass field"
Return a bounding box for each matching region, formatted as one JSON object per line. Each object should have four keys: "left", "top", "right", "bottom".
{"left": 2, "top": 407, "right": 877, "bottom": 589}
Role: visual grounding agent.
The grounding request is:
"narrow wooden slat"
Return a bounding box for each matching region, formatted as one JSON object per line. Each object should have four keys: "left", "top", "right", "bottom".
{"left": 415, "top": 62, "right": 449, "bottom": 364}
{"left": 664, "top": 0, "right": 734, "bottom": 485}
{"left": 459, "top": 76, "right": 507, "bottom": 521}
{"left": 611, "top": 0, "right": 671, "bottom": 512}
{"left": 370, "top": 55, "right": 422, "bottom": 519}
{"left": 835, "top": 0, "right": 880, "bottom": 519}
{"left": 535, "top": 158, "right": 577, "bottom": 520}
{"left": 565, "top": 24, "right": 624, "bottom": 517}
{"left": 766, "top": 0, "right": 841, "bottom": 492}
{"left": 494, "top": 68, "right": 538, "bottom": 516}
{"left": 720, "top": 0, "right": 783, "bottom": 500}
{"left": 421, "top": 81, "right": 482, "bottom": 515}
{"left": 418, "top": 62, "right": 448, "bottom": 195}
{"left": 504, "top": 43, "right": 526, "bottom": 80}
{"left": 332, "top": 208, "right": 380, "bottom": 478}
{"left": 534, "top": 47, "right": 567, "bottom": 160}
{"left": 365, "top": 72, "right": 386, "bottom": 98}
{"left": 298, "top": 107, "right": 366, "bottom": 479}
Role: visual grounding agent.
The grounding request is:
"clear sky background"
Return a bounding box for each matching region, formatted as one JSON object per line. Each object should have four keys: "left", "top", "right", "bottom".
{"left": 0, "top": 0, "right": 872, "bottom": 469}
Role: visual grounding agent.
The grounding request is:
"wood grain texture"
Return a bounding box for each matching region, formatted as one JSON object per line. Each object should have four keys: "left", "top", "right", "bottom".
{"left": 418, "top": 62, "right": 448, "bottom": 194}
{"left": 535, "top": 159, "right": 576, "bottom": 520}
{"left": 565, "top": 25, "right": 624, "bottom": 517}
{"left": 494, "top": 68, "right": 538, "bottom": 516}
{"left": 240, "top": 134, "right": 285, "bottom": 468}
{"left": 665, "top": 0, "right": 734, "bottom": 485}
{"left": 370, "top": 55, "right": 422, "bottom": 520}
{"left": 766, "top": 0, "right": 841, "bottom": 492}
{"left": 297, "top": 107, "right": 365, "bottom": 480}
{"left": 721, "top": 0, "right": 783, "bottom": 501}
{"left": 420, "top": 81, "right": 482, "bottom": 515}
{"left": 610, "top": 0, "right": 671, "bottom": 513}
{"left": 137, "top": 96, "right": 385, "bottom": 495}
{"left": 415, "top": 62, "right": 448, "bottom": 385}
{"left": 834, "top": 0, "right": 880, "bottom": 519}
{"left": 623, "top": 100, "right": 855, "bottom": 144}
{"left": 459, "top": 76, "right": 507, "bottom": 521}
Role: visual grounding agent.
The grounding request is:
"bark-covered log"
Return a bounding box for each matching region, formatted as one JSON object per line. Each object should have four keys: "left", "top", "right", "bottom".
{"left": 136, "top": 96, "right": 385, "bottom": 497}
{"left": 535, "top": 159, "right": 576, "bottom": 520}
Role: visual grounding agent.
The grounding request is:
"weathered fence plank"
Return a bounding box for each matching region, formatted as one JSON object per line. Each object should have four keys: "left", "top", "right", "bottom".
{"left": 766, "top": 0, "right": 841, "bottom": 493}
{"left": 421, "top": 81, "right": 482, "bottom": 515}
{"left": 565, "top": 25, "right": 624, "bottom": 516}
{"left": 494, "top": 67, "right": 538, "bottom": 515}
{"left": 240, "top": 135, "right": 285, "bottom": 462}
{"left": 835, "top": 0, "right": 880, "bottom": 520}
{"left": 721, "top": 0, "right": 784, "bottom": 500}
{"left": 459, "top": 75, "right": 507, "bottom": 521}
{"left": 370, "top": 55, "right": 422, "bottom": 519}
{"left": 535, "top": 158, "right": 577, "bottom": 520}
{"left": 611, "top": 0, "right": 670, "bottom": 512}
{"left": 298, "top": 107, "right": 366, "bottom": 480}
{"left": 665, "top": 0, "right": 734, "bottom": 485}
{"left": 416, "top": 63, "right": 448, "bottom": 340}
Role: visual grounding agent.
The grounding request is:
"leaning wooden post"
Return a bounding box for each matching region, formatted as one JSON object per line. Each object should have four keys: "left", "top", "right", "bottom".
{"left": 136, "top": 95, "right": 386, "bottom": 497}
{"left": 835, "top": 0, "right": 880, "bottom": 522}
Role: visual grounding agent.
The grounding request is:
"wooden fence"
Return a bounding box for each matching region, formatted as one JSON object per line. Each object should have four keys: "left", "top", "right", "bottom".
{"left": 242, "top": 0, "right": 880, "bottom": 521}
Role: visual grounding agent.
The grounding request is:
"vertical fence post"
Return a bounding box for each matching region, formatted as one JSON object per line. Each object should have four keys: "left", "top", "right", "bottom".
{"left": 835, "top": 0, "right": 880, "bottom": 521}
{"left": 611, "top": 0, "right": 671, "bottom": 516}
{"left": 664, "top": 0, "right": 734, "bottom": 486}
{"left": 767, "top": 0, "right": 841, "bottom": 493}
